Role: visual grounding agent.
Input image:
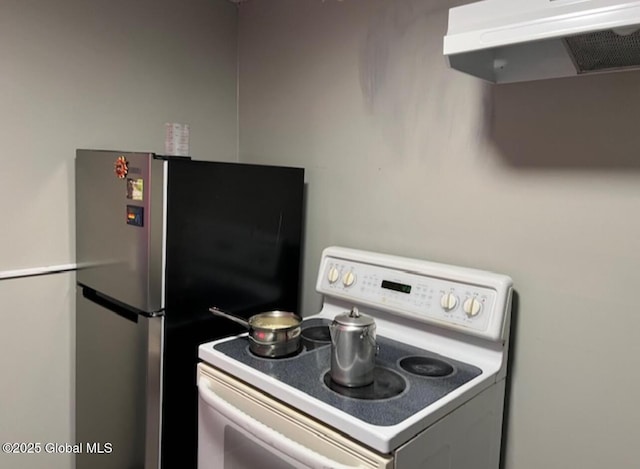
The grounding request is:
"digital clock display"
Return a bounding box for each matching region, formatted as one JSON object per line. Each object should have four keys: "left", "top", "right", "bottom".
{"left": 381, "top": 280, "right": 412, "bottom": 294}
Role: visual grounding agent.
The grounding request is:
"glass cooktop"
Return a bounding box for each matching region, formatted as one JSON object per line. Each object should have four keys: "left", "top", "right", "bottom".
{"left": 212, "top": 318, "right": 482, "bottom": 426}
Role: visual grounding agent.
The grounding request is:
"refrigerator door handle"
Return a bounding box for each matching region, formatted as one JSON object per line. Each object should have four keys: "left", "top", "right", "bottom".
{"left": 81, "top": 287, "right": 139, "bottom": 323}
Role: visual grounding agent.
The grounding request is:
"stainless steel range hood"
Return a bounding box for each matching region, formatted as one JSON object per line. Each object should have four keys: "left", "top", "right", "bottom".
{"left": 443, "top": 0, "right": 640, "bottom": 83}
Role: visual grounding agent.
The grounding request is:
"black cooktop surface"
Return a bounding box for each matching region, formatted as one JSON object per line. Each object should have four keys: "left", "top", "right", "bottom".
{"left": 212, "top": 318, "right": 482, "bottom": 426}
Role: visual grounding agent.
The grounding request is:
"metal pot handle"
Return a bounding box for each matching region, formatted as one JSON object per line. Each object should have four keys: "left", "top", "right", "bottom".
{"left": 365, "top": 327, "right": 379, "bottom": 355}
{"left": 209, "top": 307, "right": 250, "bottom": 329}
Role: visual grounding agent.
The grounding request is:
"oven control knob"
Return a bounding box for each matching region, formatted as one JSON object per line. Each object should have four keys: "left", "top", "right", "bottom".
{"left": 342, "top": 271, "right": 356, "bottom": 287}
{"left": 440, "top": 293, "right": 458, "bottom": 312}
{"left": 327, "top": 266, "right": 340, "bottom": 284}
{"left": 463, "top": 297, "right": 482, "bottom": 318}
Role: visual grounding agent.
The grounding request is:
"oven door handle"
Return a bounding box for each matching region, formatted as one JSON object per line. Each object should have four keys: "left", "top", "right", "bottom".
{"left": 199, "top": 376, "right": 365, "bottom": 469}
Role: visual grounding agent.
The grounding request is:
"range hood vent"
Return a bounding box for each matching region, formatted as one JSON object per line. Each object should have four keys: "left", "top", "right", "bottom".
{"left": 443, "top": 0, "right": 640, "bottom": 83}
{"left": 565, "top": 29, "right": 640, "bottom": 72}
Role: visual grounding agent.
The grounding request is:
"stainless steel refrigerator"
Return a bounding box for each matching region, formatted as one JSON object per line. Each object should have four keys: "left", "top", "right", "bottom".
{"left": 75, "top": 149, "right": 304, "bottom": 469}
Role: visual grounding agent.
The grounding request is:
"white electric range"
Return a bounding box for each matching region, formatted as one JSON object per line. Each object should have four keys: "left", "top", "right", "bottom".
{"left": 197, "top": 247, "right": 513, "bottom": 469}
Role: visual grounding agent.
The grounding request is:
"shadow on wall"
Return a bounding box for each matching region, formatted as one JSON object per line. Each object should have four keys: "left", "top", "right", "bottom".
{"left": 486, "top": 70, "right": 640, "bottom": 169}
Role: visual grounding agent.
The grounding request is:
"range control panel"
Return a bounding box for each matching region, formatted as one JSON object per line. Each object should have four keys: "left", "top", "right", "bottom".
{"left": 316, "top": 248, "right": 512, "bottom": 341}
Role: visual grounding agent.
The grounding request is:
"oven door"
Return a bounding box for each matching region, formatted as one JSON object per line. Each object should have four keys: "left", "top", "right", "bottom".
{"left": 197, "top": 363, "right": 393, "bottom": 469}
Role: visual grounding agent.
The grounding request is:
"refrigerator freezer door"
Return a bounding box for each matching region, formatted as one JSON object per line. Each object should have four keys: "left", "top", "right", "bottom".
{"left": 76, "top": 150, "right": 166, "bottom": 312}
{"left": 76, "top": 288, "right": 163, "bottom": 469}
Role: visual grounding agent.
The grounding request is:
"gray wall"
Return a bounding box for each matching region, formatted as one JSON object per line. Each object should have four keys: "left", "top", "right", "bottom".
{"left": 0, "top": 1, "right": 237, "bottom": 468}
{"left": 238, "top": 1, "right": 640, "bottom": 468}
{"left": 2, "top": 0, "right": 639, "bottom": 468}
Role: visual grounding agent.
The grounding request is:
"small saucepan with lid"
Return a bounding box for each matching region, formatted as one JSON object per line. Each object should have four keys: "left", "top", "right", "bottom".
{"left": 209, "top": 306, "right": 302, "bottom": 358}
